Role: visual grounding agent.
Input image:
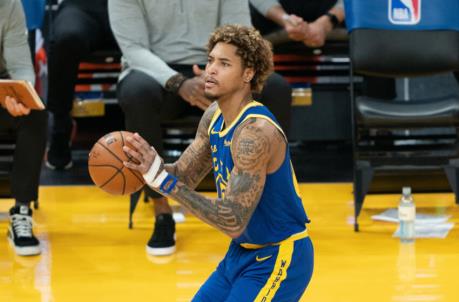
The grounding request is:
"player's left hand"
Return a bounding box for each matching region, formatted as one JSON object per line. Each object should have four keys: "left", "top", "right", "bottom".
{"left": 123, "top": 133, "right": 162, "bottom": 175}
{"left": 3, "top": 96, "right": 30, "bottom": 117}
{"left": 178, "top": 65, "right": 212, "bottom": 111}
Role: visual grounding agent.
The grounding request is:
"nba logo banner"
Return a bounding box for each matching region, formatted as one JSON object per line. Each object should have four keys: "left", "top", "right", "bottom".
{"left": 389, "top": 0, "right": 421, "bottom": 25}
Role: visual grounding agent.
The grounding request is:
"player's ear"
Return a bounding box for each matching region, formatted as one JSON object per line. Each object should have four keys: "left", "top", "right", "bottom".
{"left": 243, "top": 68, "right": 255, "bottom": 83}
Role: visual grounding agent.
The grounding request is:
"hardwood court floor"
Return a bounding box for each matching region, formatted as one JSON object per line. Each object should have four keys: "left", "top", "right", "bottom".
{"left": 1, "top": 184, "right": 459, "bottom": 302}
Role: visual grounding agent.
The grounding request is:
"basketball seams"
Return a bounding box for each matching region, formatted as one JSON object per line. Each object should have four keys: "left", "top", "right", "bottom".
{"left": 88, "top": 131, "right": 145, "bottom": 195}
{"left": 90, "top": 163, "right": 143, "bottom": 186}
{"left": 88, "top": 164, "right": 123, "bottom": 168}
{"left": 96, "top": 141, "right": 125, "bottom": 164}
{"left": 120, "top": 131, "right": 139, "bottom": 165}
{"left": 98, "top": 168, "right": 123, "bottom": 190}
{"left": 120, "top": 169, "right": 126, "bottom": 195}
{"left": 119, "top": 131, "right": 145, "bottom": 185}
{"left": 124, "top": 165, "right": 144, "bottom": 183}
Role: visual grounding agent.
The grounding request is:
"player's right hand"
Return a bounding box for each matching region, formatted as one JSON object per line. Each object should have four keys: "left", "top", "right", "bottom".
{"left": 3, "top": 96, "right": 30, "bottom": 117}
{"left": 123, "top": 133, "right": 161, "bottom": 175}
{"left": 123, "top": 133, "right": 169, "bottom": 191}
{"left": 178, "top": 65, "right": 212, "bottom": 111}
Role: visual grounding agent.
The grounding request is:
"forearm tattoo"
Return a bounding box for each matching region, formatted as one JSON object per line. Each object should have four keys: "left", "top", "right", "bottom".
{"left": 164, "top": 103, "right": 216, "bottom": 189}
{"left": 167, "top": 117, "right": 273, "bottom": 237}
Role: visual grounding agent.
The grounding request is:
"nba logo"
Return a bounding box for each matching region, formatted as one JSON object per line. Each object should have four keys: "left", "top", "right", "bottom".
{"left": 388, "top": 0, "right": 421, "bottom": 25}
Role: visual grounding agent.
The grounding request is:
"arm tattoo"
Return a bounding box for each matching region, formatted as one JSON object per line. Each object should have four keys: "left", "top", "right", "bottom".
{"left": 167, "top": 117, "right": 273, "bottom": 238}
{"left": 164, "top": 102, "right": 217, "bottom": 189}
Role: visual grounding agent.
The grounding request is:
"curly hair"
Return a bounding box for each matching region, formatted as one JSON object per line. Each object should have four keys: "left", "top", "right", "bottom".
{"left": 207, "top": 24, "right": 273, "bottom": 93}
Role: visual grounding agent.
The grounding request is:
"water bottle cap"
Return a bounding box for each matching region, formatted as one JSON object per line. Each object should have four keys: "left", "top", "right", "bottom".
{"left": 402, "top": 187, "right": 411, "bottom": 195}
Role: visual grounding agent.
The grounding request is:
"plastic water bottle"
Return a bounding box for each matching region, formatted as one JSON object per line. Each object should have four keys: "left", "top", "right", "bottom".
{"left": 398, "top": 187, "right": 415, "bottom": 243}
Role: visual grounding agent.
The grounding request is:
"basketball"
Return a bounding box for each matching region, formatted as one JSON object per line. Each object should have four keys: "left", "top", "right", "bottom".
{"left": 88, "top": 131, "right": 145, "bottom": 195}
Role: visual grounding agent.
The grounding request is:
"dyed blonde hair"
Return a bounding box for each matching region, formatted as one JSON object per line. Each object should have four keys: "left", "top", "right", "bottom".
{"left": 207, "top": 24, "right": 273, "bottom": 93}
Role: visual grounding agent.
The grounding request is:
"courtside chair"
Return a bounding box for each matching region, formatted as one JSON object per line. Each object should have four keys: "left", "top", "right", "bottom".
{"left": 344, "top": 0, "right": 459, "bottom": 231}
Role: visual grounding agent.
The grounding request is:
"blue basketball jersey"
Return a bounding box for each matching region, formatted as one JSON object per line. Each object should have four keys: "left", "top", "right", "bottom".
{"left": 208, "top": 101, "right": 309, "bottom": 245}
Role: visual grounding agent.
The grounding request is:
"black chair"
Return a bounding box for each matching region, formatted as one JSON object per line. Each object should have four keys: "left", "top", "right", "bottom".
{"left": 345, "top": 0, "right": 459, "bottom": 231}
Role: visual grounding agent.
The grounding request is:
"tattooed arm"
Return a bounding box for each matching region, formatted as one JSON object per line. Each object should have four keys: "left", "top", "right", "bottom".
{"left": 163, "top": 102, "right": 217, "bottom": 189}
{"left": 123, "top": 117, "right": 285, "bottom": 238}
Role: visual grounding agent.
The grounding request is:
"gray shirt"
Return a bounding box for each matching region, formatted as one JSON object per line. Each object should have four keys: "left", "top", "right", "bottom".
{"left": 0, "top": 0, "right": 34, "bottom": 84}
{"left": 108, "top": 0, "right": 252, "bottom": 87}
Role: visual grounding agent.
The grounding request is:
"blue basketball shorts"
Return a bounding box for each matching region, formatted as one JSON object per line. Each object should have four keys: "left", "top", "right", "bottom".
{"left": 192, "top": 232, "right": 314, "bottom": 302}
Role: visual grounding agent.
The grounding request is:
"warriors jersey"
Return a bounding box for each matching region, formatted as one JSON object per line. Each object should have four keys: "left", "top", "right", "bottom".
{"left": 207, "top": 101, "right": 310, "bottom": 245}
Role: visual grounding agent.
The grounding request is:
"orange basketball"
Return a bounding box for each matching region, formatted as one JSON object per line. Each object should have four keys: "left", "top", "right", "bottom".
{"left": 88, "top": 131, "right": 145, "bottom": 195}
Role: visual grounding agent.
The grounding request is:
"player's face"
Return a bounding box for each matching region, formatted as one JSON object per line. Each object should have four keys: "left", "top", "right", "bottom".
{"left": 204, "top": 42, "right": 253, "bottom": 100}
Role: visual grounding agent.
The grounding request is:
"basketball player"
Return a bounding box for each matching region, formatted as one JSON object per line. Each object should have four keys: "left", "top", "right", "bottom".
{"left": 123, "top": 25, "right": 313, "bottom": 301}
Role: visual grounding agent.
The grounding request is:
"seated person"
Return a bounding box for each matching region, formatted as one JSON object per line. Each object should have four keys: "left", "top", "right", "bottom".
{"left": 250, "top": 0, "right": 345, "bottom": 47}
{"left": 0, "top": 0, "right": 47, "bottom": 256}
{"left": 46, "top": 0, "right": 118, "bottom": 170}
{"left": 108, "top": 0, "right": 292, "bottom": 256}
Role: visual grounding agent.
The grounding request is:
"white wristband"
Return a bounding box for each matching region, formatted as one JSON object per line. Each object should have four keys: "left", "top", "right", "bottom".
{"left": 143, "top": 155, "right": 162, "bottom": 186}
{"left": 151, "top": 170, "right": 168, "bottom": 188}
{"left": 142, "top": 153, "right": 177, "bottom": 193}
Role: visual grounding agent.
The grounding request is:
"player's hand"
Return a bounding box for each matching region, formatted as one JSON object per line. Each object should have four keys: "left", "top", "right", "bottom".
{"left": 302, "top": 17, "right": 332, "bottom": 48}
{"left": 123, "top": 133, "right": 162, "bottom": 176}
{"left": 178, "top": 65, "right": 212, "bottom": 111}
{"left": 283, "top": 14, "right": 308, "bottom": 41}
{"left": 3, "top": 96, "right": 30, "bottom": 117}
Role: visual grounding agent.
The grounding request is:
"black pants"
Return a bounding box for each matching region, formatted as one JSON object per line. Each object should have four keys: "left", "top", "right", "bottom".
{"left": 250, "top": 0, "right": 338, "bottom": 35}
{"left": 0, "top": 109, "right": 47, "bottom": 204}
{"left": 47, "top": 1, "right": 118, "bottom": 134}
{"left": 117, "top": 68, "right": 292, "bottom": 198}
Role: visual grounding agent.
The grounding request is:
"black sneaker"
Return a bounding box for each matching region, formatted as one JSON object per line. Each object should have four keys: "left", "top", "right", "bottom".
{"left": 146, "top": 214, "right": 176, "bottom": 256}
{"left": 7, "top": 205, "right": 41, "bottom": 256}
{"left": 46, "top": 116, "right": 75, "bottom": 170}
{"left": 46, "top": 133, "right": 73, "bottom": 170}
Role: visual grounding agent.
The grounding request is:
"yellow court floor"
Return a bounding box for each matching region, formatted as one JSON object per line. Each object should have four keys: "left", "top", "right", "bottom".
{"left": 1, "top": 183, "right": 459, "bottom": 302}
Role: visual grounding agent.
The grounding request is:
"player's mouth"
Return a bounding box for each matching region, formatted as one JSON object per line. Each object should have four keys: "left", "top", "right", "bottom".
{"left": 205, "top": 77, "right": 218, "bottom": 89}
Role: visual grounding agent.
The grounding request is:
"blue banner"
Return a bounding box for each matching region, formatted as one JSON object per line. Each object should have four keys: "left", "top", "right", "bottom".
{"left": 344, "top": 0, "right": 459, "bottom": 31}
{"left": 21, "top": 0, "right": 46, "bottom": 30}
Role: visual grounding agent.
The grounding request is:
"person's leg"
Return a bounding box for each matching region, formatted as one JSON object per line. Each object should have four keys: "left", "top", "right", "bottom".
{"left": 46, "top": 5, "right": 104, "bottom": 169}
{"left": 250, "top": 0, "right": 338, "bottom": 35}
{"left": 280, "top": 0, "right": 337, "bottom": 22}
{"left": 192, "top": 244, "right": 235, "bottom": 302}
{"left": 11, "top": 110, "right": 48, "bottom": 204}
{"left": 225, "top": 237, "right": 314, "bottom": 302}
{"left": 256, "top": 72, "right": 292, "bottom": 135}
{"left": 249, "top": 4, "right": 281, "bottom": 36}
{"left": 192, "top": 268, "right": 232, "bottom": 302}
{"left": 260, "top": 237, "right": 314, "bottom": 301}
{"left": 117, "top": 70, "right": 188, "bottom": 255}
{"left": 0, "top": 109, "right": 48, "bottom": 256}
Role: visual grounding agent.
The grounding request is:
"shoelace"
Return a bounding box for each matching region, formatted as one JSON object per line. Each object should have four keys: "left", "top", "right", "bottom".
{"left": 11, "top": 214, "right": 33, "bottom": 238}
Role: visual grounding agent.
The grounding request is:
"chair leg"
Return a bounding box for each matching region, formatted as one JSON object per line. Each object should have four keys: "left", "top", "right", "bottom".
{"left": 129, "top": 190, "right": 142, "bottom": 229}
{"left": 354, "top": 161, "right": 374, "bottom": 232}
{"left": 444, "top": 159, "right": 459, "bottom": 205}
